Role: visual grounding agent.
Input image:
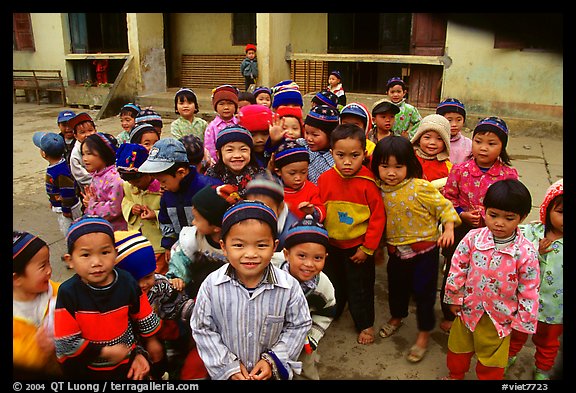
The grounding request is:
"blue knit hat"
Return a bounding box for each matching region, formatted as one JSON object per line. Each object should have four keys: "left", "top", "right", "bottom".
{"left": 283, "top": 214, "right": 329, "bottom": 250}
{"left": 221, "top": 200, "right": 278, "bottom": 239}
{"left": 135, "top": 108, "right": 163, "bottom": 128}
{"left": 305, "top": 105, "right": 340, "bottom": 134}
{"left": 271, "top": 80, "right": 303, "bottom": 109}
{"left": 274, "top": 138, "right": 309, "bottom": 169}
{"left": 436, "top": 98, "right": 466, "bottom": 120}
{"left": 245, "top": 172, "right": 285, "bottom": 203}
{"left": 311, "top": 90, "right": 338, "bottom": 109}
{"left": 215, "top": 125, "right": 254, "bottom": 150}
{"left": 114, "top": 230, "right": 156, "bottom": 280}
{"left": 115, "top": 143, "right": 149, "bottom": 172}
{"left": 120, "top": 103, "right": 141, "bottom": 117}
{"left": 330, "top": 70, "right": 342, "bottom": 80}
{"left": 386, "top": 77, "right": 406, "bottom": 91}
{"left": 253, "top": 86, "right": 272, "bottom": 99}
{"left": 13, "top": 231, "right": 47, "bottom": 273}
{"left": 66, "top": 215, "right": 115, "bottom": 252}
{"left": 474, "top": 116, "right": 509, "bottom": 148}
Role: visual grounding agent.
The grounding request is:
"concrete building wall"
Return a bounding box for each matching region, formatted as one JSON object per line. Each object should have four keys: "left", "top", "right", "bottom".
{"left": 442, "top": 21, "right": 563, "bottom": 120}
{"left": 130, "top": 13, "right": 166, "bottom": 95}
{"left": 290, "top": 13, "right": 327, "bottom": 54}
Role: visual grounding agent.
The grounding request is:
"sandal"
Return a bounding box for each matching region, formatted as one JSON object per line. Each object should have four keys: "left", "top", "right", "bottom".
{"left": 406, "top": 344, "right": 427, "bottom": 363}
{"left": 378, "top": 322, "right": 402, "bottom": 338}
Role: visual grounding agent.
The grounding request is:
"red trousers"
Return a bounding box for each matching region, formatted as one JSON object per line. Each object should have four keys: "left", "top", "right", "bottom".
{"left": 446, "top": 350, "right": 505, "bottom": 380}
{"left": 508, "top": 322, "right": 563, "bottom": 371}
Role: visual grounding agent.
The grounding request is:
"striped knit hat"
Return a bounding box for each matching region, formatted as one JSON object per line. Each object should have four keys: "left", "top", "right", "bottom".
{"left": 135, "top": 109, "right": 163, "bottom": 128}
{"left": 473, "top": 116, "right": 509, "bottom": 148}
{"left": 436, "top": 98, "right": 466, "bottom": 119}
{"left": 245, "top": 172, "right": 285, "bottom": 203}
{"left": 271, "top": 80, "right": 303, "bottom": 109}
{"left": 114, "top": 231, "right": 156, "bottom": 280}
{"left": 115, "top": 143, "right": 149, "bottom": 172}
{"left": 274, "top": 138, "right": 309, "bottom": 169}
{"left": 311, "top": 90, "right": 338, "bottom": 109}
{"left": 66, "top": 215, "right": 115, "bottom": 252}
{"left": 283, "top": 214, "right": 329, "bottom": 250}
{"left": 221, "top": 200, "right": 278, "bottom": 239}
{"left": 305, "top": 105, "right": 340, "bottom": 134}
{"left": 216, "top": 125, "right": 254, "bottom": 150}
{"left": 13, "top": 231, "right": 47, "bottom": 273}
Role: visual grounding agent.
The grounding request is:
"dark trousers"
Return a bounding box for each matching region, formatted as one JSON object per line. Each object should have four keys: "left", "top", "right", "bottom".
{"left": 244, "top": 76, "right": 255, "bottom": 91}
{"left": 323, "top": 245, "right": 375, "bottom": 332}
{"left": 387, "top": 246, "right": 439, "bottom": 332}
{"left": 440, "top": 222, "right": 473, "bottom": 321}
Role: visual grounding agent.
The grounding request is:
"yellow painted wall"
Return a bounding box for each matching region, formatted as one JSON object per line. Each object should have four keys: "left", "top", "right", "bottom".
{"left": 443, "top": 22, "right": 563, "bottom": 119}
{"left": 290, "top": 13, "right": 327, "bottom": 53}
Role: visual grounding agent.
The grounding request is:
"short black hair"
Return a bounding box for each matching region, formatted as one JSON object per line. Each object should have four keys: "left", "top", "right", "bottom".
{"left": 371, "top": 136, "right": 423, "bottom": 180}
{"left": 483, "top": 179, "right": 532, "bottom": 218}
{"left": 174, "top": 89, "right": 200, "bottom": 114}
{"left": 330, "top": 123, "right": 366, "bottom": 151}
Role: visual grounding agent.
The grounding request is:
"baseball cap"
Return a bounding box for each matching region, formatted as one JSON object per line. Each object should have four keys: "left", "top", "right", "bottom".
{"left": 138, "top": 138, "right": 189, "bottom": 173}
{"left": 371, "top": 99, "right": 400, "bottom": 116}
{"left": 32, "top": 131, "right": 65, "bottom": 157}
{"left": 57, "top": 110, "right": 76, "bottom": 124}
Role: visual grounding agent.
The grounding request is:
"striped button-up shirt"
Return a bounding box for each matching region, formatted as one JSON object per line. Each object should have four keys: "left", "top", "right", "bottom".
{"left": 191, "top": 263, "right": 312, "bottom": 380}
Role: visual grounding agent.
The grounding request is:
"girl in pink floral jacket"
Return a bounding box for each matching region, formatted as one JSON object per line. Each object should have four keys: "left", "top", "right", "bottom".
{"left": 82, "top": 132, "right": 127, "bottom": 231}
{"left": 443, "top": 179, "right": 540, "bottom": 380}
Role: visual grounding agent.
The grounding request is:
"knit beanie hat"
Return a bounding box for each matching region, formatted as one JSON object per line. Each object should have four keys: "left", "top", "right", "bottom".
{"left": 330, "top": 70, "right": 342, "bottom": 81}
{"left": 386, "top": 76, "right": 406, "bottom": 91}
{"left": 115, "top": 143, "right": 149, "bottom": 173}
{"left": 245, "top": 172, "right": 285, "bottom": 203}
{"left": 283, "top": 214, "right": 329, "bottom": 250}
{"left": 135, "top": 108, "right": 163, "bottom": 128}
{"left": 221, "top": 200, "right": 278, "bottom": 239}
{"left": 129, "top": 123, "right": 157, "bottom": 144}
{"left": 311, "top": 90, "right": 338, "bottom": 109}
{"left": 253, "top": 86, "right": 272, "bottom": 99}
{"left": 68, "top": 112, "right": 94, "bottom": 131}
{"left": 120, "top": 103, "right": 141, "bottom": 117}
{"left": 212, "top": 84, "right": 239, "bottom": 111}
{"left": 238, "top": 104, "right": 274, "bottom": 132}
{"left": 539, "top": 178, "right": 563, "bottom": 224}
{"left": 245, "top": 43, "right": 257, "bottom": 53}
{"left": 271, "top": 80, "right": 303, "bottom": 109}
{"left": 215, "top": 125, "right": 254, "bottom": 150}
{"left": 473, "top": 116, "right": 509, "bottom": 148}
{"left": 66, "top": 215, "right": 115, "bottom": 253}
{"left": 114, "top": 231, "right": 156, "bottom": 280}
{"left": 274, "top": 138, "right": 309, "bottom": 169}
{"left": 179, "top": 134, "right": 204, "bottom": 165}
{"left": 411, "top": 114, "right": 451, "bottom": 161}
{"left": 304, "top": 105, "right": 340, "bottom": 134}
{"left": 436, "top": 98, "right": 466, "bottom": 120}
{"left": 13, "top": 231, "right": 47, "bottom": 273}
{"left": 192, "top": 184, "right": 241, "bottom": 227}
{"left": 340, "top": 103, "right": 373, "bottom": 134}
{"left": 276, "top": 106, "right": 304, "bottom": 130}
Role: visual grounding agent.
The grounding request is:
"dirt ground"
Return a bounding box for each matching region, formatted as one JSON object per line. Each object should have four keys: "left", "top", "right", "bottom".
{"left": 12, "top": 103, "right": 564, "bottom": 384}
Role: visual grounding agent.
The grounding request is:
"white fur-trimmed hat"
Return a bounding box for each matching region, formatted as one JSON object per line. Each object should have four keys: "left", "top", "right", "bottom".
{"left": 410, "top": 114, "right": 451, "bottom": 161}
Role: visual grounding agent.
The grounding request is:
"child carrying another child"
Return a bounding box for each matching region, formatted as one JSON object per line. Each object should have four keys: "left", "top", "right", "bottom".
{"left": 318, "top": 123, "right": 386, "bottom": 345}
{"left": 370, "top": 136, "right": 460, "bottom": 362}
{"left": 442, "top": 179, "right": 540, "bottom": 380}
{"left": 54, "top": 215, "right": 162, "bottom": 380}
{"left": 190, "top": 200, "right": 312, "bottom": 380}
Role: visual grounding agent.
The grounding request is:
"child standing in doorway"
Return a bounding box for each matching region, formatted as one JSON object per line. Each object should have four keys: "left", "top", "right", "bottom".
{"left": 170, "top": 88, "right": 208, "bottom": 142}
{"left": 318, "top": 123, "right": 386, "bottom": 346}
{"left": 240, "top": 44, "right": 258, "bottom": 92}
{"left": 204, "top": 85, "right": 240, "bottom": 163}
{"left": 507, "top": 179, "right": 563, "bottom": 380}
{"left": 385, "top": 77, "right": 422, "bottom": 140}
{"left": 190, "top": 200, "right": 312, "bottom": 380}
{"left": 436, "top": 98, "right": 472, "bottom": 165}
{"left": 442, "top": 179, "right": 540, "bottom": 380}
{"left": 326, "top": 70, "right": 346, "bottom": 111}
{"left": 370, "top": 136, "right": 460, "bottom": 362}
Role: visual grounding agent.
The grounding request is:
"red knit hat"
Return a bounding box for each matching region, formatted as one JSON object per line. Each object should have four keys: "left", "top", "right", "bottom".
{"left": 212, "top": 84, "right": 239, "bottom": 111}
{"left": 539, "top": 179, "right": 563, "bottom": 224}
{"left": 238, "top": 104, "right": 273, "bottom": 132}
{"left": 276, "top": 106, "right": 304, "bottom": 129}
{"left": 245, "top": 43, "right": 256, "bottom": 53}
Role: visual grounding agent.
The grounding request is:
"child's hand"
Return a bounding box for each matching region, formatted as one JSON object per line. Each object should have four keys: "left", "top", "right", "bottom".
{"left": 169, "top": 277, "right": 185, "bottom": 291}
{"left": 82, "top": 185, "right": 94, "bottom": 208}
{"left": 249, "top": 359, "right": 272, "bottom": 380}
{"left": 140, "top": 206, "right": 156, "bottom": 220}
{"left": 126, "top": 353, "right": 150, "bottom": 380}
{"left": 297, "top": 201, "right": 315, "bottom": 216}
{"left": 350, "top": 247, "right": 368, "bottom": 264}
{"left": 461, "top": 209, "right": 482, "bottom": 227}
{"left": 448, "top": 304, "right": 461, "bottom": 317}
{"left": 35, "top": 325, "right": 55, "bottom": 353}
{"left": 131, "top": 204, "right": 143, "bottom": 216}
{"left": 269, "top": 114, "right": 284, "bottom": 143}
{"left": 538, "top": 238, "right": 554, "bottom": 255}
{"left": 437, "top": 222, "right": 455, "bottom": 249}
{"left": 230, "top": 362, "right": 252, "bottom": 380}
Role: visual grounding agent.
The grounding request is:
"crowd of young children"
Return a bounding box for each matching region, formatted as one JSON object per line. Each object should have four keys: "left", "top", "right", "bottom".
{"left": 16, "top": 72, "right": 562, "bottom": 382}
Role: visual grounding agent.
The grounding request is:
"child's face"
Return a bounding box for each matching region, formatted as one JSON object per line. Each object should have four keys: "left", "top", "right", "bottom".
{"left": 192, "top": 206, "right": 220, "bottom": 237}
{"left": 65, "top": 232, "right": 117, "bottom": 287}
{"left": 255, "top": 94, "right": 271, "bottom": 108}
{"left": 549, "top": 200, "right": 563, "bottom": 235}
{"left": 220, "top": 219, "right": 278, "bottom": 288}
{"left": 373, "top": 112, "right": 396, "bottom": 133}
{"left": 139, "top": 132, "right": 160, "bottom": 152}
{"left": 74, "top": 122, "right": 96, "bottom": 143}
{"left": 377, "top": 155, "right": 407, "bottom": 187}
{"left": 443, "top": 112, "right": 465, "bottom": 137}
{"left": 281, "top": 117, "right": 302, "bottom": 139}
{"left": 340, "top": 115, "right": 366, "bottom": 132}
{"left": 177, "top": 97, "right": 196, "bottom": 119}
{"left": 238, "top": 100, "right": 252, "bottom": 110}
{"left": 472, "top": 131, "right": 503, "bottom": 168}
{"left": 138, "top": 272, "right": 156, "bottom": 294}
{"left": 331, "top": 137, "right": 365, "bottom": 177}
{"left": 418, "top": 130, "right": 446, "bottom": 157}
{"left": 120, "top": 114, "right": 136, "bottom": 132}
{"left": 59, "top": 122, "right": 75, "bottom": 140}
{"left": 387, "top": 84, "right": 406, "bottom": 103}
{"left": 154, "top": 168, "right": 187, "bottom": 193}
{"left": 246, "top": 49, "right": 256, "bottom": 60}
{"left": 283, "top": 242, "right": 327, "bottom": 283}
{"left": 304, "top": 125, "right": 329, "bottom": 151}
{"left": 251, "top": 130, "right": 269, "bottom": 153}
{"left": 220, "top": 142, "right": 251, "bottom": 174}
{"left": 276, "top": 161, "right": 308, "bottom": 191}
{"left": 328, "top": 74, "right": 340, "bottom": 87}
{"left": 216, "top": 100, "right": 236, "bottom": 120}
{"left": 13, "top": 245, "right": 52, "bottom": 296}
{"left": 484, "top": 207, "right": 524, "bottom": 239}
{"left": 81, "top": 143, "right": 107, "bottom": 173}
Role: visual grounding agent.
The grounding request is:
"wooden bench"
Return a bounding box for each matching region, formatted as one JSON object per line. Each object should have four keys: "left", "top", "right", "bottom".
{"left": 180, "top": 54, "right": 246, "bottom": 89}
{"left": 13, "top": 69, "right": 67, "bottom": 105}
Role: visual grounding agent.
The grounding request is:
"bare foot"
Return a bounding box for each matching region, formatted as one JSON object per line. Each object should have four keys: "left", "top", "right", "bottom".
{"left": 357, "top": 327, "right": 375, "bottom": 345}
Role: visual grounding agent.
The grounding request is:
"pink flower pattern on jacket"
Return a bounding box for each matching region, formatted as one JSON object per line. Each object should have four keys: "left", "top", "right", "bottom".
{"left": 85, "top": 165, "right": 127, "bottom": 231}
